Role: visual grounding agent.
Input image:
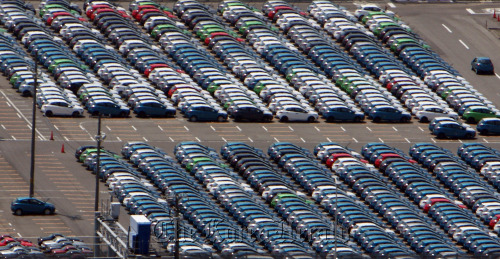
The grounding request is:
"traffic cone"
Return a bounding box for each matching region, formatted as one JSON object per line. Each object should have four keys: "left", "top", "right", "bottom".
{"left": 494, "top": 10, "right": 497, "bottom": 18}
{"left": 61, "top": 144, "right": 65, "bottom": 153}
{"left": 50, "top": 131, "right": 54, "bottom": 141}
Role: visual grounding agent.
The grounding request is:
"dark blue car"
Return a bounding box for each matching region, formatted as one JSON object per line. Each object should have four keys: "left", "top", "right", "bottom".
{"left": 11, "top": 197, "right": 55, "bottom": 215}
{"left": 477, "top": 118, "right": 500, "bottom": 135}
{"left": 185, "top": 104, "right": 228, "bottom": 122}
{"left": 471, "top": 57, "right": 494, "bottom": 74}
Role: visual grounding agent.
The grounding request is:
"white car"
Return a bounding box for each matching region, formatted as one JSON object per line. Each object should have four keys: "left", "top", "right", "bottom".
{"left": 415, "top": 106, "right": 458, "bottom": 122}
{"left": 276, "top": 105, "right": 318, "bottom": 122}
{"left": 41, "top": 100, "right": 83, "bottom": 117}
{"left": 354, "top": 4, "right": 394, "bottom": 19}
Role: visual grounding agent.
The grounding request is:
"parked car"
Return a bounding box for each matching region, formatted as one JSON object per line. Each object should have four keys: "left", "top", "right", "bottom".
{"left": 185, "top": 105, "right": 228, "bottom": 122}
{"left": 11, "top": 197, "right": 55, "bottom": 216}
{"left": 477, "top": 118, "right": 500, "bottom": 135}
{"left": 471, "top": 57, "right": 494, "bottom": 74}
{"left": 432, "top": 121, "right": 476, "bottom": 139}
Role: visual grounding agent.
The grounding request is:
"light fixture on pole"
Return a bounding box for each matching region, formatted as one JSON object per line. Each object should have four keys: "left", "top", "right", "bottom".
{"left": 167, "top": 192, "right": 180, "bottom": 259}
{"left": 94, "top": 113, "right": 105, "bottom": 256}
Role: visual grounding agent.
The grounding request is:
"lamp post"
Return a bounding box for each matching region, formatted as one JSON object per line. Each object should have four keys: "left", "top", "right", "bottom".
{"left": 167, "top": 192, "right": 180, "bottom": 259}
{"left": 334, "top": 178, "right": 338, "bottom": 259}
{"left": 29, "top": 57, "right": 38, "bottom": 198}
{"left": 94, "top": 113, "right": 105, "bottom": 256}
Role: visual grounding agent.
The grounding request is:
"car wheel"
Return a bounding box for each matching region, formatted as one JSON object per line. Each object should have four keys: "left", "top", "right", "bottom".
{"left": 481, "top": 129, "right": 489, "bottom": 135}
{"left": 22, "top": 90, "right": 31, "bottom": 97}
{"left": 307, "top": 116, "right": 315, "bottom": 123}
{"left": 466, "top": 117, "right": 475, "bottom": 124}
{"left": 189, "top": 115, "right": 197, "bottom": 122}
{"left": 44, "top": 208, "right": 52, "bottom": 215}
{"left": 138, "top": 111, "right": 146, "bottom": 118}
{"left": 217, "top": 116, "right": 225, "bottom": 122}
{"left": 373, "top": 117, "right": 381, "bottom": 123}
{"left": 326, "top": 116, "right": 334, "bottom": 122}
{"left": 72, "top": 111, "right": 79, "bottom": 118}
{"left": 437, "top": 133, "right": 445, "bottom": 139}
{"left": 280, "top": 116, "right": 288, "bottom": 122}
{"left": 15, "top": 209, "right": 22, "bottom": 216}
{"left": 419, "top": 117, "right": 428, "bottom": 123}
{"left": 45, "top": 110, "right": 53, "bottom": 117}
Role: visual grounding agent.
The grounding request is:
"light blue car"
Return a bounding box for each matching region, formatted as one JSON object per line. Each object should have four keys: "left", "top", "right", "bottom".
{"left": 477, "top": 118, "right": 500, "bottom": 135}
{"left": 432, "top": 121, "right": 476, "bottom": 139}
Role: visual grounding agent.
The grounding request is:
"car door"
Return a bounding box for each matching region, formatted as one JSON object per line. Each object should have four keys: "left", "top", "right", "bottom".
{"left": 28, "top": 199, "right": 44, "bottom": 213}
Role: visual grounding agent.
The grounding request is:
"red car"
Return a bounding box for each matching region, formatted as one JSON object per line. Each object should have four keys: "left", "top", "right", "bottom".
{"left": 374, "top": 153, "right": 417, "bottom": 168}
{"left": 423, "top": 198, "right": 466, "bottom": 213}
{"left": 325, "top": 153, "right": 352, "bottom": 168}
{"left": 46, "top": 12, "right": 72, "bottom": 25}
{"left": 144, "top": 64, "right": 169, "bottom": 77}
{"left": 489, "top": 215, "right": 500, "bottom": 228}
{"left": 86, "top": 4, "right": 111, "bottom": 17}
{"left": 0, "top": 237, "right": 15, "bottom": 246}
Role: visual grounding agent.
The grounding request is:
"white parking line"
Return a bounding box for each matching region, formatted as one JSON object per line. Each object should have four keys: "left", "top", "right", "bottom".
{"left": 184, "top": 126, "right": 189, "bottom": 132}
{"left": 340, "top": 126, "right": 346, "bottom": 132}
{"left": 221, "top": 137, "right": 227, "bottom": 142}
{"left": 6, "top": 102, "right": 10, "bottom": 107}
{"left": 314, "top": 126, "right": 320, "bottom": 132}
{"left": 405, "top": 138, "right": 411, "bottom": 143}
{"left": 300, "top": 137, "right": 306, "bottom": 143}
{"left": 388, "top": 3, "right": 396, "bottom": 8}
{"left": 17, "top": 113, "right": 21, "bottom": 119}
{"left": 483, "top": 138, "right": 489, "bottom": 143}
{"left": 442, "top": 24, "right": 452, "bottom": 33}
{"left": 195, "top": 137, "right": 201, "bottom": 142}
{"left": 143, "top": 137, "right": 148, "bottom": 142}
{"left": 459, "top": 39, "right": 469, "bottom": 50}
{"left": 1, "top": 124, "right": 5, "bottom": 129}
{"left": 158, "top": 125, "right": 164, "bottom": 131}
{"left": 54, "top": 125, "right": 59, "bottom": 130}
{"left": 64, "top": 136, "right": 69, "bottom": 141}
{"left": 131, "top": 125, "right": 137, "bottom": 131}
{"left": 431, "top": 138, "right": 436, "bottom": 143}
{"left": 236, "top": 126, "right": 242, "bottom": 131}
{"left": 392, "top": 126, "right": 398, "bottom": 132}
{"left": 366, "top": 127, "right": 372, "bottom": 132}
{"left": 288, "top": 126, "right": 294, "bottom": 131}
{"left": 248, "top": 137, "right": 253, "bottom": 143}
{"left": 379, "top": 138, "right": 384, "bottom": 143}
{"left": 352, "top": 137, "right": 358, "bottom": 143}
{"left": 262, "top": 126, "right": 268, "bottom": 132}
{"left": 106, "top": 126, "right": 111, "bottom": 131}
{"left": 418, "top": 127, "right": 425, "bottom": 132}
{"left": 169, "top": 137, "right": 174, "bottom": 142}
{"left": 495, "top": 73, "right": 500, "bottom": 80}
{"left": 17, "top": 233, "right": 21, "bottom": 237}
{"left": 274, "top": 137, "right": 279, "bottom": 142}
{"left": 1, "top": 90, "right": 46, "bottom": 139}
{"left": 458, "top": 139, "right": 463, "bottom": 143}
{"left": 210, "top": 125, "right": 216, "bottom": 131}
{"left": 466, "top": 8, "right": 475, "bottom": 14}
{"left": 116, "top": 136, "right": 121, "bottom": 141}
{"left": 11, "top": 136, "right": 16, "bottom": 140}
{"left": 327, "top": 137, "right": 332, "bottom": 142}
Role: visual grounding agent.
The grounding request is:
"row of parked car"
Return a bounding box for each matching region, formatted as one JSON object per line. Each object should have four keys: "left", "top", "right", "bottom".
{"left": 76, "top": 144, "right": 215, "bottom": 258}
{"left": 0, "top": 233, "right": 92, "bottom": 258}
{"left": 76, "top": 139, "right": 500, "bottom": 257}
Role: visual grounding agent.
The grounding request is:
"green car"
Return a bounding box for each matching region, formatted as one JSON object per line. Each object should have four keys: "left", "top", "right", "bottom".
{"left": 270, "top": 193, "right": 313, "bottom": 207}
{"left": 463, "top": 106, "right": 499, "bottom": 124}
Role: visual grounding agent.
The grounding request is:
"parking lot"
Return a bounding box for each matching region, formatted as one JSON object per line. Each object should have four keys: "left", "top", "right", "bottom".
{"left": 1, "top": 0, "right": 500, "bottom": 256}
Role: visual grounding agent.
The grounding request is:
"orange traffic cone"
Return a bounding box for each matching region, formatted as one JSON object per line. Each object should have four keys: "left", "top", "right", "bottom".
{"left": 494, "top": 10, "right": 497, "bottom": 18}
{"left": 61, "top": 144, "right": 65, "bottom": 153}
{"left": 50, "top": 131, "right": 54, "bottom": 141}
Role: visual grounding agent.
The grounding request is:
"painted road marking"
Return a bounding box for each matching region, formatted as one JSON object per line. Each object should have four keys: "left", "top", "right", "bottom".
{"left": 405, "top": 138, "right": 411, "bottom": 143}
{"left": 158, "top": 125, "right": 163, "bottom": 131}
{"left": 195, "top": 137, "right": 201, "bottom": 142}
{"left": 300, "top": 137, "right": 306, "bottom": 143}
{"left": 442, "top": 24, "right": 452, "bottom": 33}
{"left": 388, "top": 3, "right": 396, "bottom": 8}
{"left": 393, "top": 126, "right": 398, "bottom": 132}
{"left": 379, "top": 138, "right": 384, "bottom": 143}
{"left": 466, "top": 8, "right": 475, "bottom": 14}
{"left": 418, "top": 127, "right": 425, "bottom": 132}
{"left": 236, "top": 126, "right": 241, "bottom": 131}
{"left": 0, "top": 90, "right": 45, "bottom": 140}
{"left": 366, "top": 127, "right": 372, "bottom": 132}
{"left": 288, "top": 126, "right": 294, "bottom": 131}
{"left": 248, "top": 137, "right": 253, "bottom": 143}
{"left": 352, "top": 137, "right": 358, "bottom": 143}
{"left": 262, "top": 126, "right": 268, "bottom": 131}
{"left": 495, "top": 73, "right": 500, "bottom": 80}
{"left": 340, "top": 126, "right": 346, "bottom": 132}
{"left": 314, "top": 126, "right": 320, "bottom": 132}
{"left": 131, "top": 125, "right": 137, "bottom": 131}
{"left": 184, "top": 126, "right": 189, "bottom": 131}
{"left": 210, "top": 125, "right": 216, "bottom": 131}
{"left": 459, "top": 39, "right": 469, "bottom": 50}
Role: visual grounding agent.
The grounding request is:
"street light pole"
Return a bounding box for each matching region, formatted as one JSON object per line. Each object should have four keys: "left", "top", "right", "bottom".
{"left": 168, "top": 192, "right": 180, "bottom": 259}
{"left": 29, "top": 57, "right": 38, "bottom": 198}
{"left": 334, "top": 178, "right": 338, "bottom": 259}
{"left": 94, "top": 113, "right": 104, "bottom": 257}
